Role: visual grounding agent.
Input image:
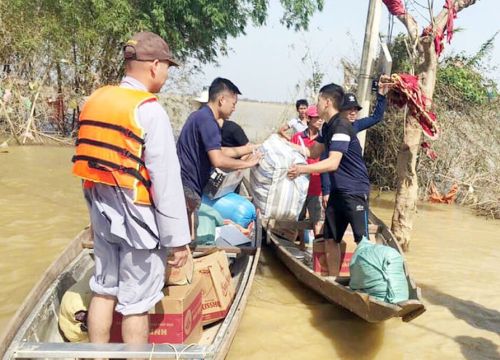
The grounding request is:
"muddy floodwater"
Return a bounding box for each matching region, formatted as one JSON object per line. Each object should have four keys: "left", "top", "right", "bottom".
{"left": 1, "top": 146, "right": 499, "bottom": 359}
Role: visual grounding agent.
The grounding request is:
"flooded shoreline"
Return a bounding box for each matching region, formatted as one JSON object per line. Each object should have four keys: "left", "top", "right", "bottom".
{"left": 1, "top": 146, "right": 499, "bottom": 359}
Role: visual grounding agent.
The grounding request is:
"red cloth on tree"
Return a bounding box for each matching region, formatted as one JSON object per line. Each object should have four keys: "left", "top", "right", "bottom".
{"left": 421, "top": 0, "right": 457, "bottom": 57}
{"left": 444, "top": 0, "right": 457, "bottom": 44}
{"left": 421, "top": 141, "right": 438, "bottom": 160}
{"left": 387, "top": 73, "right": 439, "bottom": 140}
{"left": 382, "top": 0, "right": 406, "bottom": 16}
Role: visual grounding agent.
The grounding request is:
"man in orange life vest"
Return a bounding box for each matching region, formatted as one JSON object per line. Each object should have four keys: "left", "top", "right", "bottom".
{"left": 72, "top": 32, "right": 190, "bottom": 346}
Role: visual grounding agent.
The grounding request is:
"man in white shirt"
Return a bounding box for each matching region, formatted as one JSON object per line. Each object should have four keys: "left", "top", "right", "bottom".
{"left": 72, "top": 31, "right": 190, "bottom": 347}
{"left": 279, "top": 98, "right": 308, "bottom": 140}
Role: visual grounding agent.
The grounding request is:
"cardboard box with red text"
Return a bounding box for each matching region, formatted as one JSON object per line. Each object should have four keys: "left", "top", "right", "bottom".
{"left": 193, "top": 250, "right": 235, "bottom": 325}
{"left": 313, "top": 233, "right": 375, "bottom": 277}
{"left": 110, "top": 276, "right": 202, "bottom": 344}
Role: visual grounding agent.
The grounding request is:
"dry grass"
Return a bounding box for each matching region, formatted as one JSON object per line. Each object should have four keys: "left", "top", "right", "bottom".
{"left": 365, "top": 97, "right": 500, "bottom": 219}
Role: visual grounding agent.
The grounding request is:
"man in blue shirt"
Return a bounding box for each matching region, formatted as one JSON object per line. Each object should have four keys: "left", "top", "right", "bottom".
{"left": 288, "top": 83, "right": 370, "bottom": 276}
{"left": 320, "top": 76, "right": 389, "bottom": 201}
{"left": 177, "top": 77, "right": 261, "bottom": 237}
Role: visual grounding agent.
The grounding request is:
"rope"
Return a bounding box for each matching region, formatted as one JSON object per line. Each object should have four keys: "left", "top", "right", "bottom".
{"left": 146, "top": 342, "right": 200, "bottom": 360}
{"left": 148, "top": 343, "right": 156, "bottom": 360}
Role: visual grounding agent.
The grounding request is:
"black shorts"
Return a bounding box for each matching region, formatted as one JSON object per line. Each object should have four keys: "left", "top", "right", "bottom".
{"left": 323, "top": 192, "right": 369, "bottom": 243}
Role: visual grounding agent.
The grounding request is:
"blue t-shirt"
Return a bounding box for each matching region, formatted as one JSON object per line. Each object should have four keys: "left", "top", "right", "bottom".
{"left": 318, "top": 114, "right": 370, "bottom": 195}
{"left": 177, "top": 105, "right": 221, "bottom": 196}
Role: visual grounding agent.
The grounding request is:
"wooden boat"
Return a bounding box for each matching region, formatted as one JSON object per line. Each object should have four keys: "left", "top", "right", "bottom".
{"left": 0, "top": 218, "right": 262, "bottom": 359}
{"left": 264, "top": 211, "right": 425, "bottom": 323}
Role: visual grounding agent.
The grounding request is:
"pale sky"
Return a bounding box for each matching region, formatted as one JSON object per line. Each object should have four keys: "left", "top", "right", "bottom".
{"left": 190, "top": 0, "right": 499, "bottom": 103}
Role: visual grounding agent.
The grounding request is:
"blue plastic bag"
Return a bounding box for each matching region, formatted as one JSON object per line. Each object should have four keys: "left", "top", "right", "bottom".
{"left": 349, "top": 237, "right": 409, "bottom": 304}
{"left": 202, "top": 192, "right": 256, "bottom": 228}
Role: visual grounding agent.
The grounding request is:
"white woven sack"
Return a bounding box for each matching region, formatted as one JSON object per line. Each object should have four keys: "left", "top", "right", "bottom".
{"left": 250, "top": 134, "right": 309, "bottom": 221}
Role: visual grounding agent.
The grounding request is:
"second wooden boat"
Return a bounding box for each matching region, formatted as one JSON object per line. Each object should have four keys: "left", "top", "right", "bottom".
{"left": 264, "top": 211, "right": 425, "bottom": 323}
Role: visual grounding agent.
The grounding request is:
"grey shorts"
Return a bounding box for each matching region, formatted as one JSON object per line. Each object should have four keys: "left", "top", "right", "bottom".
{"left": 89, "top": 211, "right": 167, "bottom": 315}
{"left": 299, "top": 195, "right": 324, "bottom": 224}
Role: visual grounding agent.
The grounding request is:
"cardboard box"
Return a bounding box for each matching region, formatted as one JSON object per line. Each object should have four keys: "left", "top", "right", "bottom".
{"left": 204, "top": 168, "right": 244, "bottom": 199}
{"left": 312, "top": 239, "right": 329, "bottom": 276}
{"left": 110, "top": 276, "right": 203, "bottom": 344}
{"left": 165, "top": 250, "right": 194, "bottom": 286}
{"left": 313, "top": 234, "right": 375, "bottom": 277}
{"left": 193, "top": 250, "right": 235, "bottom": 325}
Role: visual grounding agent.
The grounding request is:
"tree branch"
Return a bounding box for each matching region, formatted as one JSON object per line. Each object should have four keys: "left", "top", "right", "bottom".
{"left": 434, "top": 0, "right": 477, "bottom": 33}
{"left": 394, "top": 12, "right": 420, "bottom": 45}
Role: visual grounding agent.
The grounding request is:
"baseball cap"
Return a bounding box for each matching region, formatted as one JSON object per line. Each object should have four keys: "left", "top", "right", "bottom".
{"left": 341, "top": 93, "right": 362, "bottom": 111}
{"left": 192, "top": 89, "right": 209, "bottom": 104}
{"left": 306, "top": 105, "right": 319, "bottom": 118}
{"left": 123, "top": 31, "right": 180, "bottom": 66}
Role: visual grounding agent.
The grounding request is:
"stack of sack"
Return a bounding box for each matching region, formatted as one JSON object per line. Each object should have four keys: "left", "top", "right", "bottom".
{"left": 349, "top": 238, "right": 409, "bottom": 304}
{"left": 249, "top": 134, "right": 309, "bottom": 220}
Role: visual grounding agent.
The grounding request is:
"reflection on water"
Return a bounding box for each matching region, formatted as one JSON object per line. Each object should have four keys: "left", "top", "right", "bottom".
{"left": 1, "top": 146, "right": 499, "bottom": 359}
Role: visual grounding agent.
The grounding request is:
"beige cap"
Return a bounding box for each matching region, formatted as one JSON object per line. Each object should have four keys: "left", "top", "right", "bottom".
{"left": 192, "top": 89, "right": 209, "bottom": 103}
{"left": 123, "top": 31, "right": 180, "bottom": 66}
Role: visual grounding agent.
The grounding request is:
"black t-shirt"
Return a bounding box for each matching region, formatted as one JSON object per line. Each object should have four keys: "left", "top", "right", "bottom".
{"left": 317, "top": 114, "right": 370, "bottom": 195}
{"left": 221, "top": 120, "right": 249, "bottom": 147}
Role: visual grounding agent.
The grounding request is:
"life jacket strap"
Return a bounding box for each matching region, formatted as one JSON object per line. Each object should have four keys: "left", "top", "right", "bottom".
{"left": 75, "top": 138, "right": 146, "bottom": 167}
{"left": 72, "top": 155, "right": 151, "bottom": 189}
{"left": 79, "top": 120, "right": 145, "bottom": 145}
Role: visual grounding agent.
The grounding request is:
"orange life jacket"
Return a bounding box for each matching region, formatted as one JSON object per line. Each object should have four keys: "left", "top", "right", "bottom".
{"left": 72, "top": 85, "right": 157, "bottom": 205}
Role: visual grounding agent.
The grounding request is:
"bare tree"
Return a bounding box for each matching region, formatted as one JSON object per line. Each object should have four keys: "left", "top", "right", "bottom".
{"left": 383, "top": 0, "right": 478, "bottom": 251}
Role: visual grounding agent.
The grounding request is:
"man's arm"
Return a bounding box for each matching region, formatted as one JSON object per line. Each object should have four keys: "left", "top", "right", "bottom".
{"left": 353, "top": 94, "right": 387, "bottom": 132}
{"left": 140, "top": 102, "right": 190, "bottom": 262}
{"left": 320, "top": 151, "right": 331, "bottom": 208}
{"left": 353, "top": 75, "right": 391, "bottom": 132}
{"left": 288, "top": 140, "right": 325, "bottom": 159}
{"left": 221, "top": 143, "right": 258, "bottom": 158}
{"left": 208, "top": 149, "right": 261, "bottom": 170}
{"left": 288, "top": 151, "right": 343, "bottom": 178}
{"left": 278, "top": 123, "right": 292, "bottom": 141}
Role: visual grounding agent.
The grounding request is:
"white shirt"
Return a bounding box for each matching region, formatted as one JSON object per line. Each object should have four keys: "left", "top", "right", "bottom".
{"left": 288, "top": 117, "right": 308, "bottom": 134}
{"left": 83, "top": 76, "right": 191, "bottom": 249}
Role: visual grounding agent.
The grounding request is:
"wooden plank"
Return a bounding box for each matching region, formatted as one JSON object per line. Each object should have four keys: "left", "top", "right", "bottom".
{"left": 83, "top": 241, "right": 256, "bottom": 255}
{"left": 193, "top": 245, "right": 256, "bottom": 255}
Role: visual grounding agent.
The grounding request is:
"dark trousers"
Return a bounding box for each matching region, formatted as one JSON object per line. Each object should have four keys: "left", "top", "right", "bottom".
{"left": 323, "top": 192, "right": 369, "bottom": 243}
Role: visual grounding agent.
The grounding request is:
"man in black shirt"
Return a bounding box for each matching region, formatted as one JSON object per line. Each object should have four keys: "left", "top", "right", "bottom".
{"left": 221, "top": 120, "right": 249, "bottom": 147}
{"left": 288, "top": 83, "right": 372, "bottom": 276}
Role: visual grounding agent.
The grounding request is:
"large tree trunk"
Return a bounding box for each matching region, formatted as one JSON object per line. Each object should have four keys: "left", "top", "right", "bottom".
{"left": 391, "top": 120, "right": 422, "bottom": 251}
{"left": 391, "top": 36, "right": 437, "bottom": 251}
{"left": 385, "top": 0, "right": 477, "bottom": 251}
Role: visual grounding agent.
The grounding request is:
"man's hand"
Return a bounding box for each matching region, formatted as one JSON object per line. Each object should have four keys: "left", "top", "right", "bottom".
{"left": 167, "top": 245, "right": 190, "bottom": 268}
{"left": 288, "top": 164, "right": 303, "bottom": 180}
{"left": 245, "top": 151, "right": 263, "bottom": 167}
{"left": 377, "top": 74, "right": 392, "bottom": 96}
{"left": 322, "top": 194, "right": 330, "bottom": 209}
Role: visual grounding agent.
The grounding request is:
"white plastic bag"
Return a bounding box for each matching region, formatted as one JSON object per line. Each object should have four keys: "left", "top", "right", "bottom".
{"left": 250, "top": 134, "right": 309, "bottom": 220}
